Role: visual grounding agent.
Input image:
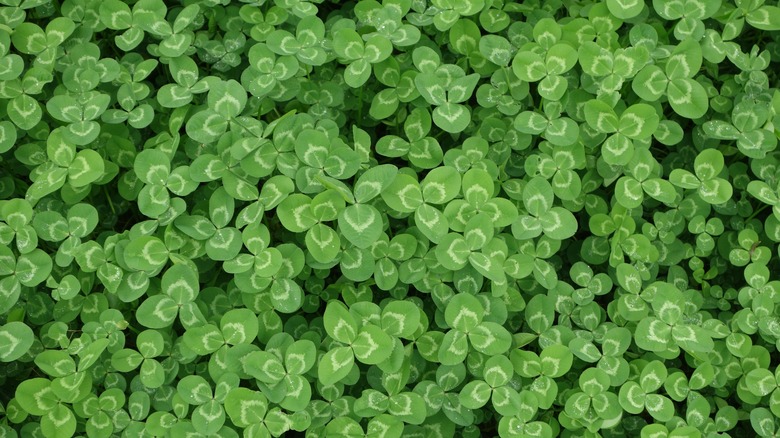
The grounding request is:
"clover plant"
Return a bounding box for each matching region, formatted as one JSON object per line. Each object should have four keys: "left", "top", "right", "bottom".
{"left": 3, "top": 0, "right": 780, "bottom": 437}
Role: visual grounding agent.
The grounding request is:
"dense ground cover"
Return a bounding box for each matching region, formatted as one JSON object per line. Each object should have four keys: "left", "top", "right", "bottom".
{"left": 2, "top": 0, "right": 780, "bottom": 436}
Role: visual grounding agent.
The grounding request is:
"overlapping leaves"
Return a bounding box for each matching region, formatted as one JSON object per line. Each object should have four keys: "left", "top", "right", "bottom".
{"left": 1, "top": 0, "right": 779, "bottom": 438}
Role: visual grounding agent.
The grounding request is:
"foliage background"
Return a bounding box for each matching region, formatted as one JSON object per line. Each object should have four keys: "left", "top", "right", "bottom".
{"left": 2, "top": 0, "right": 780, "bottom": 437}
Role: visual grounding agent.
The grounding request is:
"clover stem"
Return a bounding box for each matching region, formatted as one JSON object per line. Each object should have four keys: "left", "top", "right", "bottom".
{"left": 746, "top": 203, "right": 770, "bottom": 222}
{"left": 104, "top": 186, "right": 116, "bottom": 215}
{"left": 503, "top": 67, "right": 513, "bottom": 93}
{"left": 358, "top": 86, "right": 363, "bottom": 123}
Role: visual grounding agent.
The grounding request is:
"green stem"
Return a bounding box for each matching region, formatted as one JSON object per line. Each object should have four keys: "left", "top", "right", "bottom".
{"left": 104, "top": 186, "right": 116, "bottom": 216}
{"left": 358, "top": 86, "right": 363, "bottom": 123}
{"left": 747, "top": 203, "right": 771, "bottom": 222}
